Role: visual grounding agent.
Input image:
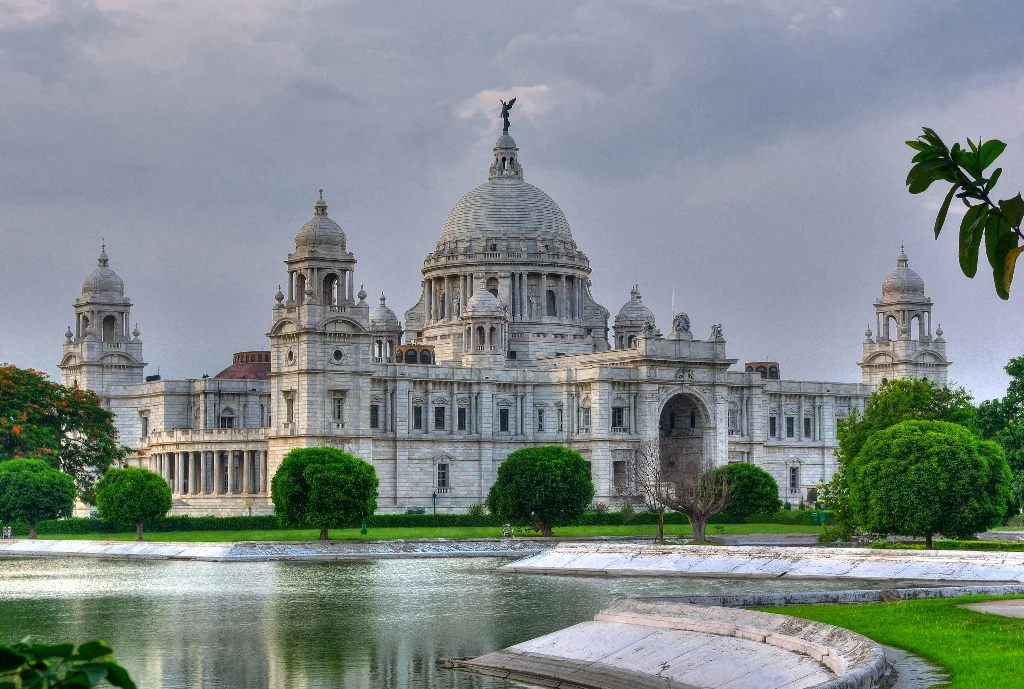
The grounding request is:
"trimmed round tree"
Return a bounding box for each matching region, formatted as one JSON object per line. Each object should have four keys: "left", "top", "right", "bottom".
{"left": 486, "top": 446, "right": 594, "bottom": 537}
{"left": 0, "top": 458, "right": 76, "bottom": 539}
{"left": 271, "top": 447, "right": 379, "bottom": 540}
{"left": 848, "top": 420, "right": 1011, "bottom": 548}
{"left": 714, "top": 462, "right": 781, "bottom": 521}
{"left": 95, "top": 467, "right": 172, "bottom": 541}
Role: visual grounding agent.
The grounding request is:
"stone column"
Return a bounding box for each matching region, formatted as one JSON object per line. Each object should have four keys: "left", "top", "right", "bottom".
{"left": 347, "top": 271, "right": 355, "bottom": 304}
{"left": 228, "top": 450, "right": 237, "bottom": 494}
{"left": 262, "top": 451, "right": 269, "bottom": 494}
{"left": 444, "top": 276, "right": 451, "bottom": 320}
{"left": 560, "top": 275, "right": 567, "bottom": 319}
{"left": 541, "top": 274, "right": 548, "bottom": 317}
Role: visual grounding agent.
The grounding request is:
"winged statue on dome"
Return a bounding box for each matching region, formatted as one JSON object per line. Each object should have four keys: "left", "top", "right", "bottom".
{"left": 500, "top": 97, "right": 516, "bottom": 133}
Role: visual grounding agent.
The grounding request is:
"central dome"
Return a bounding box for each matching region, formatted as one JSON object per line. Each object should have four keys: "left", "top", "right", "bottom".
{"left": 438, "top": 133, "right": 573, "bottom": 246}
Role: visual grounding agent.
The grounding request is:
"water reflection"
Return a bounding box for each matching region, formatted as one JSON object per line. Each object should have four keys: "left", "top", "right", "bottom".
{"left": 0, "top": 557, "right": 875, "bottom": 688}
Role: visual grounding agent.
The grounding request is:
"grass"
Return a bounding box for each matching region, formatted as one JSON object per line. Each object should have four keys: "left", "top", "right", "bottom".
{"left": 871, "top": 540, "right": 1024, "bottom": 552}
{"left": 759, "top": 595, "right": 1024, "bottom": 689}
{"left": 25, "top": 523, "right": 823, "bottom": 542}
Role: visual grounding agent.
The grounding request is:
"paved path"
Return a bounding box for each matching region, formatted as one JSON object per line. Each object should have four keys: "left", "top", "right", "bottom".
{"left": 0, "top": 538, "right": 546, "bottom": 561}
{"left": 962, "top": 598, "right": 1024, "bottom": 618}
{"left": 443, "top": 598, "right": 886, "bottom": 689}
{"left": 499, "top": 542, "right": 1024, "bottom": 583}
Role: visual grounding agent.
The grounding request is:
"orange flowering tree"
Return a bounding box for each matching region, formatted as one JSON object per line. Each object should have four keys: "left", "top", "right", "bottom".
{"left": 0, "top": 364, "right": 128, "bottom": 501}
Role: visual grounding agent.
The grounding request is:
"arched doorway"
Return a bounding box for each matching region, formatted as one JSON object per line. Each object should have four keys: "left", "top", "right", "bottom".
{"left": 657, "top": 392, "right": 713, "bottom": 482}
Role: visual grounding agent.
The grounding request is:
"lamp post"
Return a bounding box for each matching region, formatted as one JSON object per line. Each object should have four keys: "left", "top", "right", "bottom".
{"left": 432, "top": 491, "right": 437, "bottom": 515}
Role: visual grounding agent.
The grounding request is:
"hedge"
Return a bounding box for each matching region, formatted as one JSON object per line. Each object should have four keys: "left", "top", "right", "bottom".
{"left": 871, "top": 540, "right": 1024, "bottom": 552}
{"left": 5, "top": 508, "right": 830, "bottom": 536}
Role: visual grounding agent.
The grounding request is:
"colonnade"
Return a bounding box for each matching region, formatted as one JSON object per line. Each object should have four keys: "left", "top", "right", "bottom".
{"left": 286, "top": 267, "right": 355, "bottom": 307}
{"left": 422, "top": 272, "right": 584, "bottom": 322}
{"left": 149, "top": 450, "right": 269, "bottom": 497}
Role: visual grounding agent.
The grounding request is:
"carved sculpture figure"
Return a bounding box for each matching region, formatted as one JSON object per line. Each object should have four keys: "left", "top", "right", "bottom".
{"left": 673, "top": 312, "right": 691, "bottom": 333}
{"left": 527, "top": 286, "right": 539, "bottom": 320}
{"left": 500, "top": 97, "right": 516, "bottom": 133}
{"left": 453, "top": 292, "right": 460, "bottom": 317}
{"left": 710, "top": 324, "right": 724, "bottom": 340}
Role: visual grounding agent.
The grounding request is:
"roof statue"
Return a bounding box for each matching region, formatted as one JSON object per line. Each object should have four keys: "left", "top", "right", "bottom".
{"left": 500, "top": 97, "right": 516, "bottom": 134}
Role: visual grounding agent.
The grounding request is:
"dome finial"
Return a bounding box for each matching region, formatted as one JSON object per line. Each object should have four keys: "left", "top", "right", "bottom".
{"left": 897, "top": 243, "right": 908, "bottom": 267}
{"left": 98, "top": 240, "right": 109, "bottom": 267}
{"left": 313, "top": 189, "right": 327, "bottom": 216}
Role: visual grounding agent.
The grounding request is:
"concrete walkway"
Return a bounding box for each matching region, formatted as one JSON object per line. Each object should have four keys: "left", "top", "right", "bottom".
{"left": 0, "top": 538, "right": 546, "bottom": 561}
{"left": 498, "top": 542, "right": 1024, "bottom": 583}
{"left": 443, "top": 598, "right": 887, "bottom": 689}
{"left": 962, "top": 599, "right": 1024, "bottom": 618}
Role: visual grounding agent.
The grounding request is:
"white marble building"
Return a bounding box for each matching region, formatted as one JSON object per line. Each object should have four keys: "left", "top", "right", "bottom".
{"left": 58, "top": 126, "right": 950, "bottom": 516}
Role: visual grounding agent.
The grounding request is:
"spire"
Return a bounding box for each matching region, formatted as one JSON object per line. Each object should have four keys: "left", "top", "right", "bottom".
{"left": 98, "top": 240, "right": 109, "bottom": 267}
{"left": 314, "top": 189, "right": 327, "bottom": 216}
{"left": 897, "top": 244, "right": 908, "bottom": 267}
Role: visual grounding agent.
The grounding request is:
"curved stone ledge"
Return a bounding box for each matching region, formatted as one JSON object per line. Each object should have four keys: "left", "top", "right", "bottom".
{"left": 498, "top": 542, "right": 1024, "bottom": 583}
{"left": 443, "top": 599, "right": 887, "bottom": 689}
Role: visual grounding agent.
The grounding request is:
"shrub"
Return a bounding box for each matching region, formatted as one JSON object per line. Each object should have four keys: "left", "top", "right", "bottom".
{"left": 0, "top": 458, "right": 76, "bottom": 538}
{"left": 713, "top": 463, "right": 781, "bottom": 521}
{"left": 848, "top": 420, "right": 1012, "bottom": 547}
{"left": 271, "top": 447, "right": 378, "bottom": 540}
{"left": 466, "top": 502, "right": 488, "bottom": 517}
{"left": 94, "top": 467, "right": 172, "bottom": 541}
{"left": 590, "top": 501, "right": 608, "bottom": 515}
{"left": 0, "top": 638, "right": 136, "bottom": 688}
{"left": 620, "top": 501, "right": 636, "bottom": 524}
{"left": 486, "top": 446, "right": 594, "bottom": 536}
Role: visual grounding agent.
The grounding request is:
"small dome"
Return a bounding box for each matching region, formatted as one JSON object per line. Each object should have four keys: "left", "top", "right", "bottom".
{"left": 370, "top": 294, "right": 401, "bottom": 330}
{"left": 881, "top": 247, "right": 925, "bottom": 296}
{"left": 615, "top": 285, "right": 655, "bottom": 327}
{"left": 464, "top": 289, "right": 505, "bottom": 318}
{"left": 295, "top": 191, "right": 346, "bottom": 253}
{"left": 494, "top": 133, "right": 517, "bottom": 149}
{"left": 81, "top": 245, "right": 125, "bottom": 296}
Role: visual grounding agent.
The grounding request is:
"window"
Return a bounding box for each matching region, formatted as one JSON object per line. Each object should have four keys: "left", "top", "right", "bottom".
{"left": 611, "top": 406, "right": 626, "bottom": 430}
{"left": 140, "top": 414, "right": 149, "bottom": 438}
{"left": 804, "top": 417, "right": 812, "bottom": 439}
{"left": 436, "top": 463, "right": 449, "bottom": 491}
{"left": 728, "top": 409, "right": 738, "bottom": 430}
{"left": 434, "top": 406, "right": 446, "bottom": 430}
{"left": 557, "top": 408, "right": 564, "bottom": 432}
{"left": 413, "top": 406, "right": 423, "bottom": 430}
{"left": 786, "top": 417, "right": 795, "bottom": 438}
{"left": 219, "top": 410, "right": 235, "bottom": 429}
{"left": 499, "top": 408, "right": 510, "bottom": 432}
{"left": 457, "top": 407, "right": 467, "bottom": 431}
{"left": 332, "top": 397, "right": 344, "bottom": 423}
{"left": 369, "top": 404, "right": 380, "bottom": 429}
{"left": 546, "top": 289, "right": 557, "bottom": 316}
{"left": 537, "top": 409, "right": 545, "bottom": 432}
{"left": 260, "top": 404, "right": 266, "bottom": 427}
{"left": 613, "top": 461, "right": 628, "bottom": 494}
{"left": 789, "top": 466, "right": 800, "bottom": 493}
{"left": 581, "top": 407, "right": 592, "bottom": 430}
{"left": 286, "top": 398, "right": 294, "bottom": 424}
{"left": 807, "top": 487, "right": 818, "bottom": 504}
{"left": 769, "top": 417, "right": 777, "bottom": 437}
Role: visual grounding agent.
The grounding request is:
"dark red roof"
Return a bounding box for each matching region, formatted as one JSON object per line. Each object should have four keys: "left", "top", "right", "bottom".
{"left": 214, "top": 351, "right": 271, "bottom": 380}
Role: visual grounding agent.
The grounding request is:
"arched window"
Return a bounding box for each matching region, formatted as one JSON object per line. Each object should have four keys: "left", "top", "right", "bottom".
{"left": 476, "top": 326, "right": 485, "bottom": 348}
{"left": 488, "top": 326, "right": 497, "bottom": 347}
{"left": 501, "top": 156, "right": 507, "bottom": 169}
{"left": 375, "top": 340, "right": 383, "bottom": 358}
{"left": 420, "top": 349, "right": 432, "bottom": 364}
{"left": 486, "top": 277, "right": 499, "bottom": 297}
{"left": 745, "top": 366, "right": 754, "bottom": 372}
{"left": 546, "top": 289, "right": 557, "bottom": 316}
{"left": 323, "top": 273, "right": 339, "bottom": 306}
{"left": 881, "top": 377, "right": 889, "bottom": 385}
{"left": 295, "top": 273, "right": 307, "bottom": 304}
{"left": 910, "top": 314, "right": 921, "bottom": 341}
{"left": 627, "top": 335, "right": 636, "bottom": 348}
{"left": 618, "top": 336, "right": 624, "bottom": 349}
{"left": 886, "top": 315, "right": 898, "bottom": 340}
{"left": 386, "top": 340, "right": 394, "bottom": 361}
{"left": 755, "top": 365, "right": 768, "bottom": 378}
{"left": 768, "top": 366, "right": 778, "bottom": 379}
{"left": 489, "top": 243, "right": 498, "bottom": 252}
{"left": 405, "top": 350, "right": 417, "bottom": 364}
{"left": 101, "top": 315, "right": 116, "bottom": 342}
{"left": 219, "top": 408, "right": 235, "bottom": 429}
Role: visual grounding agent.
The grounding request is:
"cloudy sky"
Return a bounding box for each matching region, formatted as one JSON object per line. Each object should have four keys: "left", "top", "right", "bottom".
{"left": 2, "top": 0, "right": 1023, "bottom": 401}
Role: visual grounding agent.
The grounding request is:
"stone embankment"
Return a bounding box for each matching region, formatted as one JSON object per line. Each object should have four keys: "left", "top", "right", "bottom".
{"left": 442, "top": 598, "right": 887, "bottom": 689}
{"left": 0, "top": 538, "right": 545, "bottom": 562}
{"left": 498, "top": 542, "right": 1024, "bottom": 583}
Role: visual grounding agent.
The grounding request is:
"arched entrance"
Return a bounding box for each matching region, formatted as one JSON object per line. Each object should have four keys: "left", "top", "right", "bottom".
{"left": 658, "top": 392, "right": 713, "bottom": 482}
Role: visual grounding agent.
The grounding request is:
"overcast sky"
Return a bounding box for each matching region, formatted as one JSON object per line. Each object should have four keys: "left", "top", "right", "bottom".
{"left": 2, "top": 0, "right": 1023, "bottom": 401}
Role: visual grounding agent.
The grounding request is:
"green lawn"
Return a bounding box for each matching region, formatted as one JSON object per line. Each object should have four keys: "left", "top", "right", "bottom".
{"left": 760, "top": 595, "right": 1024, "bottom": 689}
{"left": 27, "top": 522, "right": 823, "bottom": 542}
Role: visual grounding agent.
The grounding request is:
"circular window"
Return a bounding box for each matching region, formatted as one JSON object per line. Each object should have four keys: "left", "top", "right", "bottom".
{"left": 332, "top": 349, "right": 343, "bottom": 362}
{"left": 287, "top": 350, "right": 295, "bottom": 363}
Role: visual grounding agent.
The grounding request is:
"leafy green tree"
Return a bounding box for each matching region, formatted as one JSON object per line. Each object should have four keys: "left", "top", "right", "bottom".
{"left": 906, "top": 128, "right": 1024, "bottom": 299}
{"left": 0, "top": 364, "right": 129, "bottom": 500}
{"left": 271, "top": 447, "right": 378, "bottom": 540}
{"left": 714, "top": 463, "right": 781, "bottom": 521}
{"left": 486, "top": 446, "right": 594, "bottom": 537}
{"left": 0, "top": 458, "right": 76, "bottom": 539}
{"left": 848, "top": 420, "right": 1010, "bottom": 548}
{"left": 0, "top": 638, "right": 136, "bottom": 688}
{"left": 976, "top": 356, "right": 1024, "bottom": 516}
{"left": 94, "top": 467, "right": 172, "bottom": 541}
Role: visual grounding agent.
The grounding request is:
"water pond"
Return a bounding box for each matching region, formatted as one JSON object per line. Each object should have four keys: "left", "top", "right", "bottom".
{"left": 0, "top": 556, "right": 873, "bottom": 688}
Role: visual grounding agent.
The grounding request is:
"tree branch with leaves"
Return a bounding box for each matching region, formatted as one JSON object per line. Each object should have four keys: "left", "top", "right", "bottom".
{"left": 906, "top": 128, "right": 1024, "bottom": 299}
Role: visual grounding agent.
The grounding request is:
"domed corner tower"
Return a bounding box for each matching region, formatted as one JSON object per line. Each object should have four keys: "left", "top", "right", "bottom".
{"left": 859, "top": 246, "right": 949, "bottom": 387}
{"left": 59, "top": 243, "right": 146, "bottom": 394}
{"left": 403, "top": 119, "right": 610, "bottom": 366}
{"left": 268, "top": 191, "right": 373, "bottom": 456}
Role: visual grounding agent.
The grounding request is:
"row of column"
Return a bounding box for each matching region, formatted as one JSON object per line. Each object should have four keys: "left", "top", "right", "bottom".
{"left": 287, "top": 268, "right": 355, "bottom": 305}
{"left": 422, "top": 272, "right": 585, "bottom": 322}
{"left": 876, "top": 309, "right": 931, "bottom": 341}
{"left": 770, "top": 400, "right": 823, "bottom": 442}
{"left": 149, "top": 450, "right": 269, "bottom": 497}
